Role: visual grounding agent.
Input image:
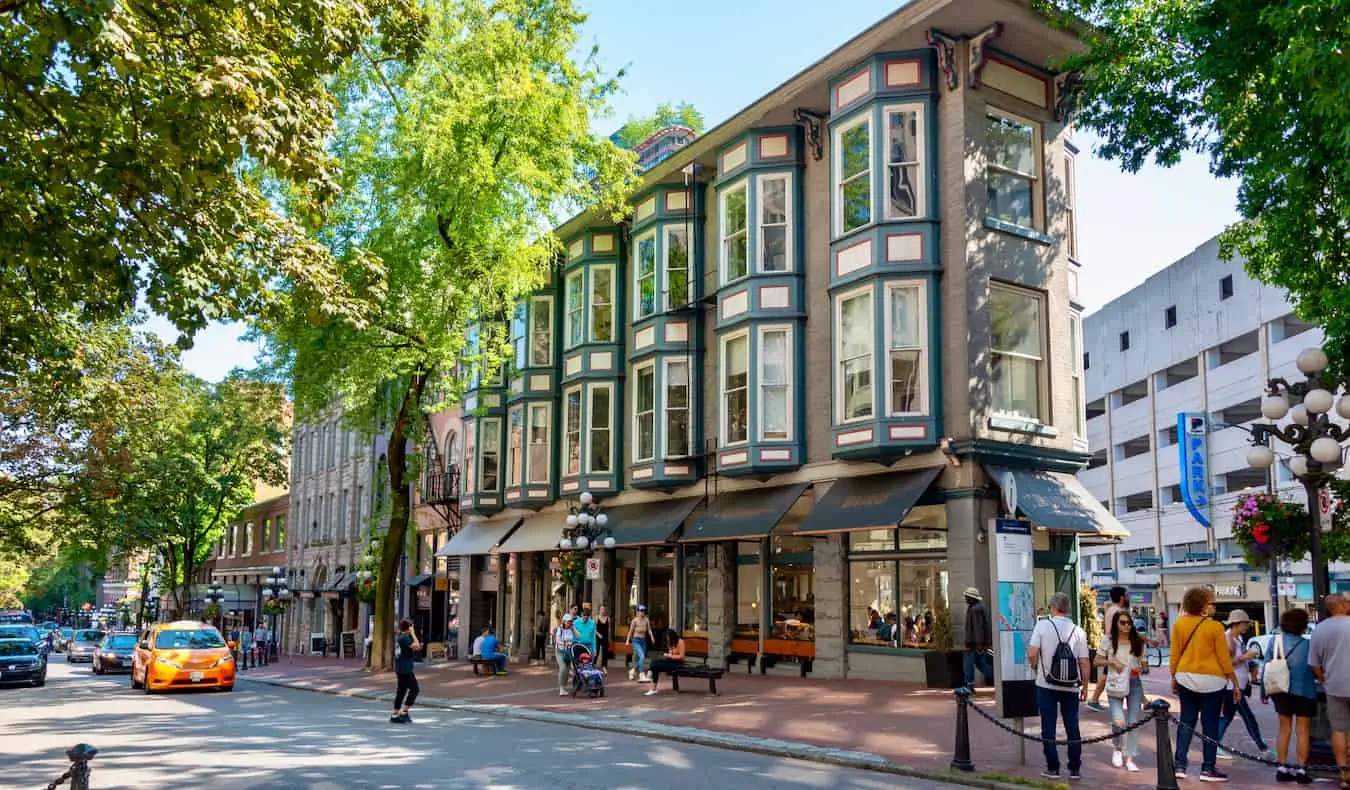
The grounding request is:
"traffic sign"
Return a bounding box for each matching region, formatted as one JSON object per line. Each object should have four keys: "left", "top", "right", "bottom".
{"left": 585, "top": 557, "right": 601, "bottom": 580}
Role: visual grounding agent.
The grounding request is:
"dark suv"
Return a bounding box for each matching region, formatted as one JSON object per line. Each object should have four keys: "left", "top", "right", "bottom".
{"left": 0, "top": 638, "right": 47, "bottom": 687}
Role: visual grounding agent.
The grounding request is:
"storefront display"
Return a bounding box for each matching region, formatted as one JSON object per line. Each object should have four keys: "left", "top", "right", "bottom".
{"left": 846, "top": 505, "right": 948, "bottom": 649}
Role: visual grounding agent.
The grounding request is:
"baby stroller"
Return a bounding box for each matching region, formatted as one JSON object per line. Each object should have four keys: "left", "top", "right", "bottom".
{"left": 569, "top": 643, "right": 606, "bottom": 698}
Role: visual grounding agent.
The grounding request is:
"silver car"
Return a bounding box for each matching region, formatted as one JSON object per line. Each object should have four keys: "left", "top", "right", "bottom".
{"left": 65, "top": 630, "right": 106, "bottom": 663}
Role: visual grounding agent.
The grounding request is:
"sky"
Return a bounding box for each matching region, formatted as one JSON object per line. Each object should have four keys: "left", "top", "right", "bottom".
{"left": 156, "top": 0, "right": 1240, "bottom": 382}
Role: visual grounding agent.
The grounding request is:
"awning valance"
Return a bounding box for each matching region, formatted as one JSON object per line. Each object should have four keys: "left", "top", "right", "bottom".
{"left": 682, "top": 483, "right": 810, "bottom": 542}
{"left": 497, "top": 512, "right": 569, "bottom": 554}
{"left": 985, "top": 465, "right": 1129, "bottom": 542}
{"left": 797, "top": 466, "right": 942, "bottom": 534}
{"left": 405, "top": 574, "right": 434, "bottom": 588}
{"left": 435, "top": 517, "right": 523, "bottom": 557}
{"left": 606, "top": 496, "right": 704, "bottom": 546}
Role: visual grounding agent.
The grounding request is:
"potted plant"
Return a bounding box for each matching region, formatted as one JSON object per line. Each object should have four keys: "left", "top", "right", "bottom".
{"left": 924, "top": 597, "right": 965, "bottom": 689}
{"left": 1080, "top": 583, "right": 1103, "bottom": 683}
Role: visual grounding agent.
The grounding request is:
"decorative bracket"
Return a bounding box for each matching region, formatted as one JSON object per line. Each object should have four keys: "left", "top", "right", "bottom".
{"left": 926, "top": 28, "right": 959, "bottom": 90}
{"left": 969, "top": 22, "right": 1003, "bottom": 88}
{"left": 1054, "top": 71, "right": 1084, "bottom": 124}
{"left": 793, "top": 108, "right": 827, "bottom": 161}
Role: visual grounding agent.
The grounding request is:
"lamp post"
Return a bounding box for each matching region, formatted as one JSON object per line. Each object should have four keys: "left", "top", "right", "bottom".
{"left": 558, "top": 491, "right": 616, "bottom": 605}
{"left": 260, "top": 566, "right": 289, "bottom": 664}
{"left": 204, "top": 584, "right": 225, "bottom": 632}
{"left": 1245, "top": 346, "right": 1348, "bottom": 620}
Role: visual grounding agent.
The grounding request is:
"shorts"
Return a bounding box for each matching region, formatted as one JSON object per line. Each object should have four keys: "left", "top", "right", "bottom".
{"left": 1326, "top": 695, "right": 1350, "bottom": 732}
{"left": 1272, "top": 693, "right": 1318, "bottom": 719}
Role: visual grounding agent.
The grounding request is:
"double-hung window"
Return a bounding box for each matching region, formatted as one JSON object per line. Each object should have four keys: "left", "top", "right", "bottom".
{"left": 527, "top": 403, "right": 549, "bottom": 484}
{"left": 837, "top": 287, "right": 874, "bottom": 421}
{"left": 564, "top": 273, "right": 583, "bottom": 349}
{"left": 664, "top": 358, "right": 691, "bottom": 457}
{"left": 506, "top": 407, "right": 523, "bottom": 487}
{"left": 1064, "top": 153, "right": 1078, "bottom": 258}
{"left": 634, "top": 363, "right": 656, "bottom": 462}
{"left": 886, "top": 284, "right": 925, "bottom": 415}
{"left": 480, "top": 419, "right": 501, "bottom": 491}
{"left": 665, "top": 227, "right": 689, "bottom": 309}
{"left": 721, "top": 183, "right": 748, "bottom": 283}
{"left": 884, "top": 105, "right": 923, "bottom": 218}
{"left": 1070, "top": 314, "right": 1085, "bottom": 437}
{"left": 758, "top": 174, "right": 791, "bottom": 272}
{"left": 836, "top": 116, "right": 872, "bottom": 234}
{"left": 529, "top": 297, "right": 552, "bottom": 367}
{"left": 989, "top": 283, "right": 1046, "bottom": 421}
{"left": 986, "top": 110, "right": 1041, "bottom": 230}
{"left": 635, "top": 232, "right": 657, "bottom": 319}
{"left": 463, "top": 422, "right": 477, "bottom": 495}
{"left": 759, "top": 327, "right": 791, "bottom": 441}
{"left": 510, "top": 304, "right": 527, "bottom": 373}
{"left": 563, "top": 388, "right": 581, "bottom": 477}
{"left": 722, "top": 334, "right": 749, "bottom": 444}
{"left": 587, "top": 384, "right": 613, "bottom": 473}
{"left": 591, "top": 267, "right": 614, "bottom": 343}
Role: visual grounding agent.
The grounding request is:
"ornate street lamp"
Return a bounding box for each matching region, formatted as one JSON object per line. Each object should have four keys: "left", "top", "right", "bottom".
{"left": 1246, "top": 347, "right": 1349, "bottom": 618}
{"left": 259, "top": 566, "right": 289, "bottom": 663}
{"left": 559, "top": 491, "right": 616, "bottom": 553}
{"left": 204, "top": 583, "right": 226, "bottom": 631}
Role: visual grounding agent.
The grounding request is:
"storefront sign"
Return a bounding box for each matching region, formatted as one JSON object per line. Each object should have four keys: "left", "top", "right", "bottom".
{"left": 1278, "top": 580, "right": 1297, "bottom": 597}
{"left": 1210, "top": 584, "right": 1245, "bottom": 599}
{"left": 1178, "top": 413, "right": 1211, "bottom": 528}
{"left": 585, "top": 557, "right": 602, "bottom": 580}
{"left": 434, "top": 576, "right": 449, "bottom": 591}
{"left": 989, "top": 518, "right": 1036, "bottom": 719}
{"left": 415, "top": 587, "right": 431, "bottom": 610}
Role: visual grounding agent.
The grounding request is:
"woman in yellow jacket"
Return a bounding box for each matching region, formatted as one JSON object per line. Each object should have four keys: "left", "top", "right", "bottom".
{"left": 1170, "top": 586, "right": 1241, "bottom": 782}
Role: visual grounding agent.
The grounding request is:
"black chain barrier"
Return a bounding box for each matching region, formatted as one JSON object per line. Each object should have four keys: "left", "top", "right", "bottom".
{"left": 965, "top": 691, "right": 1153, "bottom": 746}
{"left": 43, "top": 768, "right": 72, "bottom": 790}
{"left": 1167, "top": 712, "right": 1350, "bottom": 774}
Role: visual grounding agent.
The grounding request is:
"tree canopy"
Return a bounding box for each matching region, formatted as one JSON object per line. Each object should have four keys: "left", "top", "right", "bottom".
{"left": 611, "top": 101, "right": 705, "bottom": 149}
{"left": 1047, "top": 0, "right": 1350, "bottom": 374}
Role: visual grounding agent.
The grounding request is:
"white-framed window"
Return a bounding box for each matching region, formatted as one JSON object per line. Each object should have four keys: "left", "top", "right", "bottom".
{"left": 480, "top": 418, "right": 501, "bottom": 491}
{"left": 836, "top": 285, "right": 875, "bottom": 421}
{"left": 1064, "top": 153, "right": 1078, "bottom": 259}
{"left": 884, "top": 103, "right": 924, "bottom": 219}
{"left": 633, "top": 362, "right": 656, "bottom": 462}
{"left": 530, "top": 296, "right": 552, "bottom": 367}
{"left": 634, "top": 230, "right": 657, "bottom": 319}
{"left": 720, "top": 182, "right": 748, "bottom": 283}
{"left": 510, "top": 302, "right": 527, "bottom": 372}
{"left": 591, "top": 266, "right": 614, "bottom": 343}
{"left": 564, "top": 271, "right": 583, "bottom": 349}
{"left": 243, "top": 522, "right": 253, "bottom": 556}
{"left": 586, "top": 383, "right": 613, "bottom": 474}
{"left": 986, "top": 109, "right": 1042, "bottom": 230}
{"left": 663, "top": 357, "right": 691, "bottom": 458}
{"left": 757, "top": 173, "right": 792, "bottom": 272}
{"left": 338, "top": 489, "right": 349, "bottom": 541}
{"left": 759, "top": 326, "right": 792, "bottom": 441}
{"left": 885, "top": 282, "right": 926, "bottom": 416}
{"left": 664, "top": 226, "right": 689, "bottom": 309}
{"left": 527, "top": 402, "right": 550, "bottom": 484}
{"left": 563, "top": 387, "right": 582, "bottom": 477}
{"left": 835, "top": 114, "right": 872, "bottom": 235}
{"left": 990, "top": 283, "right": 1047, "bottom": 421}
{"left": 506, "top": 406, "right": 523, "bottom": 487}
{"left": 721, "top": 332, "right": 749, "bottom": 445}
{"left": 463, "top": 421, "right": 477, "bottom": 495}
{"left": 1070, "top": 313, "right": 1085, "bottom": 437}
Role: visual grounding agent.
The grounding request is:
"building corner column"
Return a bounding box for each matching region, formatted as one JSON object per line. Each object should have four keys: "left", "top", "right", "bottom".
{"left": 708, "top": 543, "right": 735, "bottom": 668}
{"left": 812, "top": 534, "right": 846, "bottom": 679}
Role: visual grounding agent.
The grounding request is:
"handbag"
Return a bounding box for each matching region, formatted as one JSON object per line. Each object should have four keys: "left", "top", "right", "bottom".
{"left": 1103, "top": 645, "right": 1133, "bottom": 697}
{"left": 1264, "top": 635, "right": 1303, "bottom": 696}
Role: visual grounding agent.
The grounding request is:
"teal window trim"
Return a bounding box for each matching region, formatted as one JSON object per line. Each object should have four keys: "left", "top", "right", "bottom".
{"left": 718, "top": 179, "right": 750, "bottom": 287}
{"left": 561, "top": 385, "right": 582, "bottom": 478}
{"left": 984, "top": 216, "right": 1053, "bottom": 245}
{"left": 584, "top": 381, "right": 615, "bottom": 476}
{"left": 525, "top": 400, "right": 552, "bottom": 486}
{"left": 661, "top": 355, "right": 696, "bottom": 461}
{"left": 756, "top": 323, "right": 795, "bottom": 443}
{"left": 632, "top": 359, "right": 657, "bottom": 464}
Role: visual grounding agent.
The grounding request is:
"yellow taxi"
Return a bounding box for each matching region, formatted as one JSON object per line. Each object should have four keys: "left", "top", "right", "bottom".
{"left": 131, "top": 621, "right": 235, "bottom": 693}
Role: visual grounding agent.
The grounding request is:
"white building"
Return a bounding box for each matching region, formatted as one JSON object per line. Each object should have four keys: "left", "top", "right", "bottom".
{"left": 1079, "top": 236, "right": 1348, "bottom": 629}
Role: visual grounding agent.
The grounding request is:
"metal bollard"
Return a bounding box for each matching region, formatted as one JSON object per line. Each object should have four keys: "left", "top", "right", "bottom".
{"left": 67, "top": 743, "right": 97, "bottom": 790}
{"left": 951, "top": 686, "right": 975, "bottom": 772}
{"left": 1150, "top": 699, "right": 1179, "bottom": 790}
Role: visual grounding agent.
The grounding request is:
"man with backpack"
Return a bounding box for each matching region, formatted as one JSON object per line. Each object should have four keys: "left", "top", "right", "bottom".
{"left": 1025, "top": 592, "right": 1092, "bottom": 781}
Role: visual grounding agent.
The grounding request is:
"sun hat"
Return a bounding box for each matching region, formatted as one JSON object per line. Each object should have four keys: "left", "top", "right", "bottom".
{"left": 963, "top": 587, "right": 982, "bottom": 601}
{"left": 562, "top": 613, "right": 574, "bottom": 623}
{"left": 637, "top": 604, "right": 647, "bottom": 611}
{"left": 1224, "top": 609, "right": 1251, "bottom": 625}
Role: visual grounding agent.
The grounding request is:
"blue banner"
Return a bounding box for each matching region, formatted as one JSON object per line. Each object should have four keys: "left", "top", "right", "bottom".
{"left": 1179, "top": 412, "right": 1211, "bottom": 528}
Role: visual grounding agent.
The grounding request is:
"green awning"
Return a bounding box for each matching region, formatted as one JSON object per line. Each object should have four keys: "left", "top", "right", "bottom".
{"left": 682, "top": 483, "right": 810, "bottom": 543}
{"left": 797, "top": 467, "right": 942, "bottom": 534}
{"left": 435, "top": 517, "right": 523, "bottom": 557}
{"left": 607, "top": 496, "right": 704, "bottom": 546}
{"left": 986, "top": 465, "right": 1129, "bottom": 541}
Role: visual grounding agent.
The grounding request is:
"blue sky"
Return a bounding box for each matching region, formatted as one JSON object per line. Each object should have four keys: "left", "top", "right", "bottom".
{"left": 158, "top": 0, "right": 1239, "bottom": 381}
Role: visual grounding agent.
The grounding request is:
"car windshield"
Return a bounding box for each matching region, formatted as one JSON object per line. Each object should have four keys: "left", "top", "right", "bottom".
{"left": 0, "top": 626, "right": 40, "bottom": 642}
{"left": 74, "top": 630, "right": 105, "bottom": 643}
{"left": 0, "top": 640, "right": 37, "bottom": 656}
{"left": 104, "top": 635, "right": 137, "bottom": 649}
{"left": 154, "top": 629, "right": 225, "bottom": 650}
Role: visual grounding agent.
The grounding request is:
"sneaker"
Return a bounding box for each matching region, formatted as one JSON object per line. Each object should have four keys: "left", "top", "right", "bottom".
{"left": 644, "top": 688, "right": 658, "bottom": 696}
{"left": 1217, "top": 748, "right": 1233, "bottom": 760}
{"left": 389, "top": 714, "right": 401, "bottom": 723}
{"left": 1087, "top": 701, "right": 1107, "bottom": 712}
{"left": 1276, "top": 769, "right": 1296, "bottom": 782}
{"left": 494, "top": 671, "right": 508, "bottom": 676}
{"left": 1198, "top": 768, "right": 1229, "bottom": 782}
{"left": 628, "top": 668, "right": 636, "bottom": 680}
{"left": 1176, "top": 769, "right": 1188, "bottom": 780}
{"left": 558, "top": 688, "right": 567, "bottom": 696}
{"left": 1126, "top": 759, "right": 1140, "bottom": 773}
{"left": 1294, "top": 770, "right": 1312, "bottom": 785}
{"left": 1041, "top": 770, "right": 1060, "bottom": 779}
{"left": 400, "top": 712, "right": 412, "bottom": 723}
{"left": 639, "top": 673, "right": 651, "bottom": 683}
{"left": 1262, "top": 748, "right": 1279, "bottom": 762}
{"left": 1112, "top": 750, "right": 1124, "bottom": 768}
{"left": 1068, "top": 770, "right": 1082, "bottom": 781}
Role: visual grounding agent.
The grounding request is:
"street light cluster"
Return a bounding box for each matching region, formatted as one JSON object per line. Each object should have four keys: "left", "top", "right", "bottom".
{"left": 559, "top": 491, "right": 616, "bottom": 551}
{"left": 260, "top": 567, "right": 290, "bottom": 602}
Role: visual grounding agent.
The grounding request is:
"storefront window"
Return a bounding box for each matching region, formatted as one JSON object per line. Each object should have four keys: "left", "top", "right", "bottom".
{"left": 682, "top": 544, "right": 708, "bottom": 634}
{"left": 735, "top": 541, "right": 762, "bottom": 638}
{"left": 613, "top": 549, "right": 639, "bottom": 635}
{"left": 850, "top": 559, "right": 897, "bottom": 645}
{"left": 770, "top": 535, "right": 814, "bottom": 642}
{"left": 847, "top": 505, "right": 948, "bottom": 649}
{"left": 644, "top": 547, "right": 675, "bottom": 639}
{"left": 850, "top": 529, "right": 895, "bottom": 553}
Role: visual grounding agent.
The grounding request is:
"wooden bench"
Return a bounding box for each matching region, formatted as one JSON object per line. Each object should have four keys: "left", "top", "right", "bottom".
{"left": 426, "top": 643, "right": 447, "bottom": 661}
{"left": 469, "top": 654, "right": 507, "bottom": 675}
{"left": 670, "top": 664, "right": 725, "bottom": 695}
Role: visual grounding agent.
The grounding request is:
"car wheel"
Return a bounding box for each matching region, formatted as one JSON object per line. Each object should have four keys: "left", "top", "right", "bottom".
{"left": 143, "top": 670, "right": 154, "bottom": 695}
{"left": 33, "top": 676, "right": 45, "bottom": 688}
{"left": 219, "top": 684, "right": 234, "bottom": 693}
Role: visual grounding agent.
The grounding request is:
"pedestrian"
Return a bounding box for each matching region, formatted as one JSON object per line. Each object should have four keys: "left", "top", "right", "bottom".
{"left": 595, "top": 604, "right": 611, "bottom": 669}
{"left": 479, "top": 626, "right": 507, "bottom": 676}
{"left": 644, "top": 629, "right": 686, "bottom": 696}
{"left": 1264, "top": 607, "right": 1317, "bottom": 784}
{"left": 554, "top": 613, "right": 576, "bottom": 697}
{"left": 1097, "top": 609, "right": 1145, "bottom": 772}
{"left": 391, "top": 618, "right": 421, "bottom": 723}
{"left": 1025, "top": 591, "right": 1091, "bottom": 781}
{"left": 1216, "top": 610, "right": 1275, "bottom": 760}
{"left": 574, "top": 604, "right": 597, "bottom": 658}
{"left": 1170, "top": 586, "right": 1239, "bottom": 783}
{"left": 531, "top": 610, "right": 547, "bottom": 665}
{"left": 471, "top": 627, "right": 487, "bottom": 659}
{"left": 1310, "top": 593, "right": 1350, "bottom": 790}
{"left": 626, "top": 604, "right": 651, "bottom": 683}
{"left": 239, "top": 624, "right": 254, "bottom": 669}
{"left": 963, "top": 587, "right": 994, "bottom": 688}
{"left": 1088, "top": 586, "right": 1129, "bottom": 712}
{"left": 255, "top": 623, "right": 271, "bottom": 666}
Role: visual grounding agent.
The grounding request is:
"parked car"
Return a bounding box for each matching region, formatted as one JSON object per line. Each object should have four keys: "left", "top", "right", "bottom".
{"left": 66, "top": 630, "right": 106, "bottom": 664}
{"left": 0, "top": 624, "right": 46, "bottom": 654}
{"left": 131, "top": 621, "right": 235, "bottom": 693}
{"left": 92, "top": 633, "right": 137, "bottom": 675}
{"left": 0, "top": 637, "right": 47, "bottom": 687}
{"left": 53, "top": 628, "right": 75, "bottom": 652}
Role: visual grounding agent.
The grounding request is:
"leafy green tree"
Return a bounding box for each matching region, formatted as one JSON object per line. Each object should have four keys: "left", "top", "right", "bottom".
{"left": 1045, "top": 0, "right": 1350, "bottom": 373}
{"left": 611, "top": 101, "right": 705, "bottom": 149}
{"left": 262, "top": 0, "right": 635, "bottom": 671}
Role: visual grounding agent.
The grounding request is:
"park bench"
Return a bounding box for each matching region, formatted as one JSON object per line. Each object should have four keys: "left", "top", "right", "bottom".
{"left": 669, "top": 664, "right": 724, "bottom": 695}
{"left": 468, "top": 654, "right": 507, "bottom": 675}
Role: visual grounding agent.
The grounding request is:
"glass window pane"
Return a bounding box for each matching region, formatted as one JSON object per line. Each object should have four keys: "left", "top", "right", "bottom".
{"left": 507, "top": 408, "right": 523, "bottom": 487}
{"left": 637, "top": 367, "right": 655, "bottom": 412}
{"left": 991, "top": 354, "right": 1041, "bottom": 419}
{"left": 762, "top": 177, "right": 787, "bottom": 225}
{"left": 592, "top": 268, "right": 613, "bottom": 342}
{"left": 762, "top": 226, "right": 788, "bottom": 272}
{"left": 890, "top": 350, "right": 921, "bottom": 414}
{"left": 987, "top": 171, "right": 1034, "bottom": 228}
{"left": 761, "top": 331, "right": 787, "bottom": 384}
{"left": 850, "top": 560, "right": 897, "bottom": 645}
{"left": 564, "top": 391, "right": 581, "bottom": 476}
{"left": 683, "top": 545, "right": 709, "bottom": 633}
{"left": 887, "top": 110, "right": 920, "bottom": 218}
{"left": 841, "top": 293, "right": 872, "bottom": 358}
{"left": 898, "top": 558, "right": 948, "bottom": 648}
{"left": 763, "top": 388, "right": 787, "bottom": 440}
{"left": 987, "top": 114, "right": 1035, "bottom": 174}
{"left": 637, "top": 235, "right": 656, "bottom": 317}
{"left": 736, "top": 546, "right": 762, "bottom": 638}
{"left": 771, "top": 556, "right": 814, "bottom": 642}
{"left": 530, "top": 298, "right": 551, "bottom": 367}
{"left": 840, "top": 123, "right": 869, "bottom": 180}
{"left": 844, "top": 358, "right": 873, "bottom": 419}
{"left": 725, "top": 336, "right": 749, "bottom": 443}
{"left": 889, "top": 287, "right": 921, "bottom": 348}
{"left": 842, "top": 178, "right": 870, "bottom": 232}
{"left": 511, "top": 304, "right": 527, "bottom": 371}
{"left": 849, "top": 529, "right": 895, "bottom": 553}
{"left": 990, "top": 288, "right": 1042, "bottom": 357}
{"left": 666, "top": 360, "right": 690, "bottom": 457}
{"left": 528, "top": 406, "right": 548, "bottom": 483}
{"left": 566, "top": 275, "right": 583, "bottom": 347}
{"left": 665, "top": 228, "right": 688, "bottom": 307}
{"left": 725, "top": 187, "right": 747, "bottom": 235}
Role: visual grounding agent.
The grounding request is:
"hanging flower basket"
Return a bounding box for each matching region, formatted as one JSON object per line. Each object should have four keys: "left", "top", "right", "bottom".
{"left": 204, "top": 603, "right": 221, "bottom": 621}
{"left": 556, "top": 550, "right": 586, "bottom": 588}
{"left": 262, "top": 598, "right": 288, "bottom": 616}
{"left": 1232, "top": 493, "right": 1311, "bottom": 566}
{"left": 355, "top": 577, "right": 378, "bottom": 603}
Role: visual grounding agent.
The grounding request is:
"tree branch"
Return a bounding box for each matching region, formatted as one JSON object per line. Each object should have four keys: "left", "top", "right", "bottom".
{"left": 359, "top": 42, "right": 403, "bottom": 117}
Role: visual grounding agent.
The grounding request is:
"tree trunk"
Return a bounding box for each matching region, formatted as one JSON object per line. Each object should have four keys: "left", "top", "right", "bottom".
{"left": 370, "top": 373, "right": 426, "bottom": 673}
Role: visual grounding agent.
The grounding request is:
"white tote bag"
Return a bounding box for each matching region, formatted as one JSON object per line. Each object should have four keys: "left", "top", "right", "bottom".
{"left": 1264, "top": 635, "right": 1295, "bottom": 696}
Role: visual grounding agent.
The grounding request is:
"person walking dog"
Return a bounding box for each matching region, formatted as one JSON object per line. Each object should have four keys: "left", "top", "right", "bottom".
{"left": 391, "top": 619, "right": 421, "bottom": 723}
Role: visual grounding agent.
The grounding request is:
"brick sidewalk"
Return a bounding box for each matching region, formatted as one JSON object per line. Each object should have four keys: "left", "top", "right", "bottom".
{"left": 245, "top": 655, "right": 1290, "bottom": 789}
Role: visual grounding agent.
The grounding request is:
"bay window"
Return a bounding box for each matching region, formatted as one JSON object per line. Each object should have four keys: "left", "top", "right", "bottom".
{"left": 463, "top": 422, "right": 477, "bottom": 495}
{"left": 587, "top": 384, "right": 612, "bottom": 473}
{"left": 480, "top": 419, "right": 500, "bottom": 491}
{"left": 759, "top": 327, "right": 791, "bottom": 441}
{"left": 835, "top": 116, "right": 871, "bottom": 234}
{"left": 635, "top": 232, "right": 657, "bottom": 319}
{"left": 511, "top": 304, "right": 527, "bottom": 372}
{"left": 507, "top": 407, "right": 523, "bottom": 487}
{"left": 722, "top": 334, "right": 749, "bottom": 444}
{"left": 986, "top": 110, "right": 1040, "bottom": 229}
{"left": 530, "top": 297, "right": 552, "bottom": 367}
{"left": 836, "top": 288, "right": 874, "bottom": 421}
{"left": 528, "top": 403, "right": 549, "bottom": 484}
{"left": 664, "top": 358, "right": 691, "bottom": 457}
{"left": 565, "top": 273, "right": 583, "bottom": 348}
{"left": 634, "top": 363, "right": 656, "bottom": 462}
{"left": 665, "top": 227, "right": 689, "bottom": 309}
{"left": 990, "top": 283, "right": 1046, "bottom": 421}
{"left": 758, "top": 174, "right": 791, "bottom": 272}
{"left": 721, "top": 183, "right": 748, "bottom": 283}
{"left": 591, "top": 266, "right": 614, "bottom": 342}
{"left": 885, "top": 105, "right": 923, "bottom": 219}
{"left": 886, "top": 284, "right": 925, "bottom": 415}
{"left": 563, "top": 388, "right": 581, "bottom": 476}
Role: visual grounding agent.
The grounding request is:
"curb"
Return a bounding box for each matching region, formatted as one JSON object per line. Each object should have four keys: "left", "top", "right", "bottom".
{"left": 240, "top": 675, "right": 1054, "bottom": 790}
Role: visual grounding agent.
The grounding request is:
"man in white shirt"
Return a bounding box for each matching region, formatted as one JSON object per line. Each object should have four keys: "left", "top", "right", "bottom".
{"left": 1026, "top": 592, "right": 1092, "bottom": 781}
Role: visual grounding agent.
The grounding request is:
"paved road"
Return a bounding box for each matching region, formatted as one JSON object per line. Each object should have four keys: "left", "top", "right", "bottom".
{"left": 0, "top": 657, "right": 959, "bottom": 790}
